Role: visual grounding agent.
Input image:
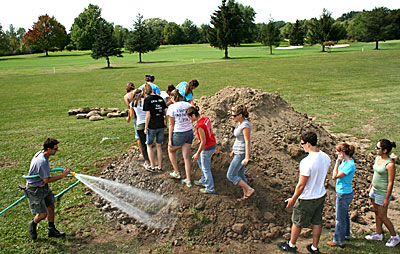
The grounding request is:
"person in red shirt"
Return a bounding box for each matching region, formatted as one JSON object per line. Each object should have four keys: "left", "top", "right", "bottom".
{"left": 186, "top": 106, "right": 217, "bottom": 193}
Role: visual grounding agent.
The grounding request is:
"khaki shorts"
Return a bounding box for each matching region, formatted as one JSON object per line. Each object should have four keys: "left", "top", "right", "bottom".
{"left": 26, "top": 184, "right": 55, "bottom": 215}
{"left": 292, "top": 194, "right": 326, "bottom": 227}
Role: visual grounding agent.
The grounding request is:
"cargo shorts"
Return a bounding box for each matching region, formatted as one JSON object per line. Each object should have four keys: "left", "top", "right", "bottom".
{"left": 26, "top": 184, "right": 55, "bottom": 214}
{"left": 292, "top": 194, "right": 326, "bottom": 227}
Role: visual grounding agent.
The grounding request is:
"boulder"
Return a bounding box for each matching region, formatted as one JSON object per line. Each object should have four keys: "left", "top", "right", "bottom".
{"left": 232, "top": 223, "right": 246, "bottom": 234}
{"left": 107, "top": 112, "right": 121, "bottom": 118}
{"left": 89, "top": 115, "right": 104, "bottom": 121}
{"left": 76, "top": 114, "right": 87, "bottom": 119}
{"left": 87, "top": 111, "right": 100, "bottom": 118}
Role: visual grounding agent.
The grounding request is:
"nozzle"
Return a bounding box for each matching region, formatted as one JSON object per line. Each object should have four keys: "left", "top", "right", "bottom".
{"left": 71, "top": 172, "right": 76, "bottom": 177}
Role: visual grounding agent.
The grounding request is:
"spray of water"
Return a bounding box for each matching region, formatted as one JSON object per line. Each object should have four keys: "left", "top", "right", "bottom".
{"left": 74, "top": 173, "right": 177, "bottom": 229}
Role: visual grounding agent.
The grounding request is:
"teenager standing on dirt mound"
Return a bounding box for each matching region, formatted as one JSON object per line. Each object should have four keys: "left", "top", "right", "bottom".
{"left": 124, "top": 82, "right": 143, "bottom": 159}
{"left": 176, "top": 79, "right": 199, "bottom": 106}
{"left": 167, "top": 90, "right": 193, "bottom": 187}
{"left": 143, "top": 83, "right": 167, "bottom": 172}
{"left": 277, "top": 131, "right": 330, "bottom": 254}
{"left": 365, "top": 139, "right": 399, "bottom": 248}
{"left": 186, "top": 106, "right": 217, "bottom": 194}
{"left": 327, "top": 142, "right": 356, "bottom": 248}
{"left": 226, "top": 104, "right": 255, "bottom": 202}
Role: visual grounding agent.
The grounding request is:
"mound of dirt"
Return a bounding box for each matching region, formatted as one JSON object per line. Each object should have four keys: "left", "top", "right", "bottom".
{"left": 91, "top": 87, "right": 376, "bottom": 248}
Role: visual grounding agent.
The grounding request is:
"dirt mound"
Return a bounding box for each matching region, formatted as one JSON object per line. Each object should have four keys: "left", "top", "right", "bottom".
{"left": 92, "top": 87, "right": 375, "bottom": 248}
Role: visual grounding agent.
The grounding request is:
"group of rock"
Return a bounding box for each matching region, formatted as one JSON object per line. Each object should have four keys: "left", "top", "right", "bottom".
{"left": 68, "top": 107, "right": 128, "bottom": 121}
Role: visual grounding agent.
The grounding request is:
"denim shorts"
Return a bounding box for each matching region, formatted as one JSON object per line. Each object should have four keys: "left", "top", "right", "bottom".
{"left": 26, "top": 184, "right": 55, "bottom": 214}
{"left": 369, "top": 188, "right": 391, "bottom": 206}
{"left": 146, "top": 128, "right": 165, "bottom": 145}
{"left": 172, "top": 130, "right": 193, "bottom": 146}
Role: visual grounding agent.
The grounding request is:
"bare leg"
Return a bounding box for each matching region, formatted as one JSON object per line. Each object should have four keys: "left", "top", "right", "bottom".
{"left": 372, "top": 201, "right": 384, "bottom": 234}
{"left": 376, "top": 203, "right": 397, "bottom": 236}
{"left": 168, "top": 146, "right": 180, "bottom": 174}
{"left": 137, "top": 139, "right": 143, "bottom": 156}
{"left": 312, "top": 224, "right": 322, "bottom": 248}
{"left": 147, "top": 144, "right": 155, "bottom": 168}
{"left": 34, "top": 212, "right": 48, "bottom": 224}
{"left": 156, "top": 144, "right": 163, "bottom": 168}
{"left": 237, "top": 180, "right": 254, "bottom": 198}
{"left": 182, "top": 143, "right": 192, "bottom": 182}
{"left": 290, "top": 224, "right": 302, "bottom": 245}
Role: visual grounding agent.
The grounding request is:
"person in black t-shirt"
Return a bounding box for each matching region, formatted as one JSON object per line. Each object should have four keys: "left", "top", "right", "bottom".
{"left": 143, "top": 83, "right": 167, "bottom": 172}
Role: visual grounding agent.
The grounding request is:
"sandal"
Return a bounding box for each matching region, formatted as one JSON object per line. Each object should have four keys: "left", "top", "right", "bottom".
{"left": 237, "top": 189, "right": 255, "bottom": 202}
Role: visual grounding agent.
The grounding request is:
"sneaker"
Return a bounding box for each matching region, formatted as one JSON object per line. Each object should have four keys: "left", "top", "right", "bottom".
{"left": 385, "top": 235, "right": 400, "bottom": 247}
{"left": 199, "top": 188, "right": 215, "bottom": 194}
{"left": 154, "top": 166, "right": 162, "bottom": 172}
{"left": 327, "top": 241, "right": 345, "bottom": 248}
{"left": 169, "top": 172, "right": 181, "bottom": 179}
{"left": 194, "top": 180, "right": 205, "bottom": 186}
{"left": 145, "top": 166, "right": 155, "bottom": 172}
{"left": 48, "top": 227, "right": 66, "bottom": 237}
{"left": 28, "top": 220, "right": 37, "bottom": 240}
{"left": 306, "top": 244, "right": 320, "bottom": 254}
{"left": 365, "top": 232, "right": 383, "bottom": 241}
{"left": 143, "top": 163, "right": 150, "bottom": 169}
{"left": 181, "top": 179, "right": 192, "bottom": 188}
{"left": 277, "top": 241, "right": 297, "bottom": 253}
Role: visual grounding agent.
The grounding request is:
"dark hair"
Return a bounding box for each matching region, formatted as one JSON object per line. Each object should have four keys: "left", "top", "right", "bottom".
{"left": 143, "top": 83, "right": 153, "bottom": 96}
{"left": 379, "top": 139, "right": 396, "bottom": 154}
{"left": 126, "top": 82, "right": 135, "bottom": 92}
{"left": 184, "top": 79, "right": 199, "bottom": 97}
{"left": 233, "top": 104, "right": 249, "bottom": 118}
{"left": 43, "top": 138, "right": 59, "bottom": 151}
{"left": 171, "top": 89, "right": 184, "bottom": 102}
{"left": 132, "top": 89, "right": 143, "bottom": 107}
{"left": 167, "top": 85, "right": 175, "bottom": 93}
{"left": 335, "top": 142, "right": 355, "bottom": 157}
{"left": 186, "top": 106, "right": 200, "bottom": 118}
{"left": 301, "top": 131, "right": 318, "bottom": 146}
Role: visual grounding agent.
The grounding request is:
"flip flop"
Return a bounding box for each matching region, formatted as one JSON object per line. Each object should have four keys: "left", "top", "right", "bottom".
{"left": 237, "top": 189, "right": 255, "bottom": 202}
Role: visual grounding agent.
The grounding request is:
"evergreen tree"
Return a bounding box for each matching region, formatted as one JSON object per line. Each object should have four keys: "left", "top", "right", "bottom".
{"left": 260, "top": 20, "right": 280, "bottom": 55}
{"left": 360, "top": 7, "right": 392, "bottom": 49}
{"left": 125, "top": 14, "right": 159, "bottom": 63}
{"left": 289, "top": 20, "right": 305, "bottom": 45}
{"left": 113, "top": 25, "right": 129, "bottom": 49}
{"left": 209, "top": 0, "right": 243, "bottom": 58}
{"left": 143, "top": 18, "right": 168, "bottom": 45}
{"left": 238, "top": 3, "right": 257, "bottom": 43}
{"left": 0, "top": 24, "right": 7, "bottom": 55}
{"left": 181, "top": 19, "right": 200, "bottom": 44}
{"left": 163, "top": 22, "right": 184, "bottom": 44}
{"left": 91, "top": 20, "right": 123, "bottom": 68}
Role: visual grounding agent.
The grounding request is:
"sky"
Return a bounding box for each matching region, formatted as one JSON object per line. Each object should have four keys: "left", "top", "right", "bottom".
{"left": 1, "top": 0, "right": 399, "bottom": 31}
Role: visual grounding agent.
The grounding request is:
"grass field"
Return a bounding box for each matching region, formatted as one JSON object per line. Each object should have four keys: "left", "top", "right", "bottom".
{"left": 0, "top": 41, "right": 399, "bottom": 253}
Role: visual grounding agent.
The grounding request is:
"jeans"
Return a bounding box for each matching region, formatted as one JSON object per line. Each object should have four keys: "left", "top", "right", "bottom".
{"left": 146, "top": 128, "right": 165, "bottom": 145}
{"left": 226, "top": 153, "right": 248, "bottom": 185}
{"left": 197, "top": 147, "right": 216, "bottom": 193}
{"left": 172, "top": 130, "right": 194, "bottom": 146}
{"left": 137, "top": 129, "right": 149, "bottom": 161}
{"left": 334, "top": 192, "right": 354, "bottom": 244}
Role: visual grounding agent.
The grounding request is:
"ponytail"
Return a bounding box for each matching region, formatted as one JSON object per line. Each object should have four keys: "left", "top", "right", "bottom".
{"left": 186, "top": 106, "right": 200, "bottom": 118}
{"left": 143, "top": 83, "right": 152, "bottom": 96}
{"left": 132, "top": 89, "right": 143, "bottom": 107}
{"left": 379, "top": 139, "right": 396, "bottom": 154}
{"left": 335, "top": 142, "right": 355, "bottom": 157}
{"left": 185, "top": 79, "right": 199, "bottom": 97}
{"left": 171, "top": 89, "right": 184, "bottom": 102}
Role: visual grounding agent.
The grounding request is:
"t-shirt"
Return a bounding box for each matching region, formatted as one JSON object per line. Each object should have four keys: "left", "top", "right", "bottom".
{"left": 160, "top": 91, "right": 170, "bottom": 104}
{"left": 143, "top": 94, "right": 167, "bottom": 129}
{"left": 336, "top": 159, "right": 356, "bottom": 194}
{"left": 167, "top": 101, "right": 192, "bottom": 132}
{"left": 177, "top": 81, "right": 193, "bottom": 102}
{"left": 196, "top": 116, "right": 216, "bottom": 149}
{"left": 233, "top": 120, "right": 251, "bottom": 154}
{"left": 26, "top": 151, "right": 51, "bottom": 186}
{"left": 139, "top": 83, "right": 161, "bottom": 95}
{"left": 131, "top": 99, "right": 146, "bottom": 125}
{"left": 298, "top": 151, "right": 331, "bottom": 200}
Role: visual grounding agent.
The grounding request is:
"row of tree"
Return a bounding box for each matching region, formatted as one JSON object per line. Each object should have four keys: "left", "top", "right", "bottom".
{"left": 0, "top": 1, "right": 399, "bottom": 65}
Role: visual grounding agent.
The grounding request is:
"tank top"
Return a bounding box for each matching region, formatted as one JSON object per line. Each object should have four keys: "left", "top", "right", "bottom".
{"left": 196, "top": 116, "right": 216, "bottom": 149}
{"left": 372, "top": 156, "right": 392, "bottom": 196}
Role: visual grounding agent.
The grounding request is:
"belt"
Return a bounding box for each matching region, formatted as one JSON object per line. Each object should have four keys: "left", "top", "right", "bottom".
{"left": 27, "top": 183, "right": 46, "bottom": 188}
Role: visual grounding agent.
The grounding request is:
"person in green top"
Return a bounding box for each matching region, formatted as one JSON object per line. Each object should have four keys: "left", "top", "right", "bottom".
{"left": 365, "top": 139, "right": 399, "bottom": 248}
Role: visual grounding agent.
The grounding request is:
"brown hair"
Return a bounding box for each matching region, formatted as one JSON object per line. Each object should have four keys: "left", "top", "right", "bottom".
{"left": 233, "top": 104, "right": 249, "bottom": 118}
{"left": 126, "top": 82, "right": 135, "bottom": 92}
{"left": 171, "top": 89, "right": 184, "bottom": 102}
{"left": 132, "top": 89, "right": 143, "bottom": 107}
{"left": 301, "top": 131, "right": 318, "bottom": 146}
{"left": 184, "top": 79, "right": 199, "bottom": 97}
{"left": 167, "top": 85, "right": 175, "bottom": 93}
{"left": 335, "top": 142, "right": 355, "bottom": 157}
{"left": 43, "top": 138, "right": 59, "bottom": 151}
{"left": 186, "top": 106, "right": 200, "bottom": 118}
{"left": 143, "top": 83, "right": 153, "bottom": 96}
{"left": 379, "top": 139, "right": 397, "bottom": 154}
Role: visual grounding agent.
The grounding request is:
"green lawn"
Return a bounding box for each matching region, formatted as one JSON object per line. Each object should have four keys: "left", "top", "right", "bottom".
{"left": 0, "top": 41, "right": 399, "bottom": 253}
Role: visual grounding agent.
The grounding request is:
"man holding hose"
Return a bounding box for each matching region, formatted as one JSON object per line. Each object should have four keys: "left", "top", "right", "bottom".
{"left": 25, "top": 138, "right": 71, "bottom": 240}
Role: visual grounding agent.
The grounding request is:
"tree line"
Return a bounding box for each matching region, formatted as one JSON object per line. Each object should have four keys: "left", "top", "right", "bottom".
{"left": 0, "top": 1, "right": 399, "bottom": 66}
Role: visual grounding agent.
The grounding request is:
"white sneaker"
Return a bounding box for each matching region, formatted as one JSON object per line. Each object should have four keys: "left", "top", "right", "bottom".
{"left": 385, "top": 235, "right": 400, "bottom": 247}
{"left": 365, "top": 232, "right": 383, "bottom": 241}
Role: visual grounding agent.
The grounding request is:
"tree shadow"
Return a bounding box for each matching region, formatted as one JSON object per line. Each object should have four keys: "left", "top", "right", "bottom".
{"left": 99, "top": 66, "right": 137, "bottom": 70}
{"left": 224, "top": 56, "right": 263, "bottom": 60}
{"left": 39, "top": 53, "right": 91, "bottom": 58}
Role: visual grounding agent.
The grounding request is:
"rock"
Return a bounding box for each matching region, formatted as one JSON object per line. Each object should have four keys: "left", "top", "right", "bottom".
{"left": 89, "top": 115, "right": 104, "bottom": 121}
{"left": 100, "top": 108, "right": 112, "bottom": 116}
{"left": 120, "top": 110, "right": 128, "bottom": 117}
{"left": 107, "top": 112, "right": 121, "bottom": 118}
{"left": 357, "top": 216, "right": 368, "bottom": 225}
{"left": 87, "top": 111, "right": 100, "bottom": 118}
{"left": 263, "top": 211, "right": 275, "bottom": 222}
{"left": 350, "top": 211, "right": 359, "bottom": 221}
{"left": 300, "top": 228, "right": 312, "bottom": 238}
{"left": 76, "top": 113, "right": 87, "bottom": 119}
{"left": 232, "top": 223, "right": 246, "bottom": 234}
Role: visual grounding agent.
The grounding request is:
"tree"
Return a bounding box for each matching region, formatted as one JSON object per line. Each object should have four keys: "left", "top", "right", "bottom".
{"left": 0, "top": 24, "right": 8, "bottom": 55}
{"left": 260, "top": 20, "right": 280, "bottom": 55}
{"left": 125, "top": 14, "right": 159, "bottom": 63}
{"left": 346, "top": 14, "right": 363, "bottom": 41}
{"left": 390, "top": 9, "right": 400, "bottom": 39}
{"left": 199, "top": 24, "right": 211, "bottom": 43}
{"left": 360, "top": 7, "right": 393, "bottom": 49}
{"left": 289, "top": 20, "right": 305, "bottom": 45}
{"left": 24, "top": 14, "right": 67, "bottom": 56}
{"left": 209, "top": 0, "right": 243, "bottom": 58}
{"left": 113, "top": 25, "right": 129, "bottom": 48}
{"left": 238, "top": 4, "right": 257, "bottom": 43}
{"left": 91, "top": 20, "right": 123, "bottom": 68}
{"left": 306, "top": 9, "right": 345, "bottom": 52}
{"left": 280, "top": 22, "right": 292, "bottom": 40}
{"left": 163, "top": 22, "right": 183, "bottom": 44}
{"left": 143, "top": 18, "right": 168, "bottom": 45}
{"left": 181, "top": 19, "right": 200, "bottom": 44}
{"left": 70, "top": 4, "right": 104, "bottom": 50}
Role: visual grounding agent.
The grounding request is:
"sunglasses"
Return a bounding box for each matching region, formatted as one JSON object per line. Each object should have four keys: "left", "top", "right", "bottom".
{"left": 376, "top": 146, "right": 382, "bottom": 150}
{"left": 301, "top": 141, "right": 306, "bottom": 146}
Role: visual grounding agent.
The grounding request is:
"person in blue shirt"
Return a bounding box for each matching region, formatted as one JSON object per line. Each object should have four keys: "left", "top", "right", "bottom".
{"left": 327, "top": 142, "right": 356, "bottom": 248}
{"left": 139, "top": 75, "right": 160, "bottom": 95}
{"left": 176, "top": 79, "right": 199, "bottom": 106}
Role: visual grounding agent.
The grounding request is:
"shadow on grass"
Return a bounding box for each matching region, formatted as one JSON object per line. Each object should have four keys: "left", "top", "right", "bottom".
{"left": 99, "top": 66, "right": 138, "bottom": 70}
{"left": 39, "top": 53, "right": 91, "bottom": 58}
{"left": 225, "top": 56, "right": 263, "bottom": 60}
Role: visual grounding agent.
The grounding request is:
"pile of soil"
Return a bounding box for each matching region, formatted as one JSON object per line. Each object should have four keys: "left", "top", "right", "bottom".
{"left": 90, "top": 87, "right": 377, "bottom": 248}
